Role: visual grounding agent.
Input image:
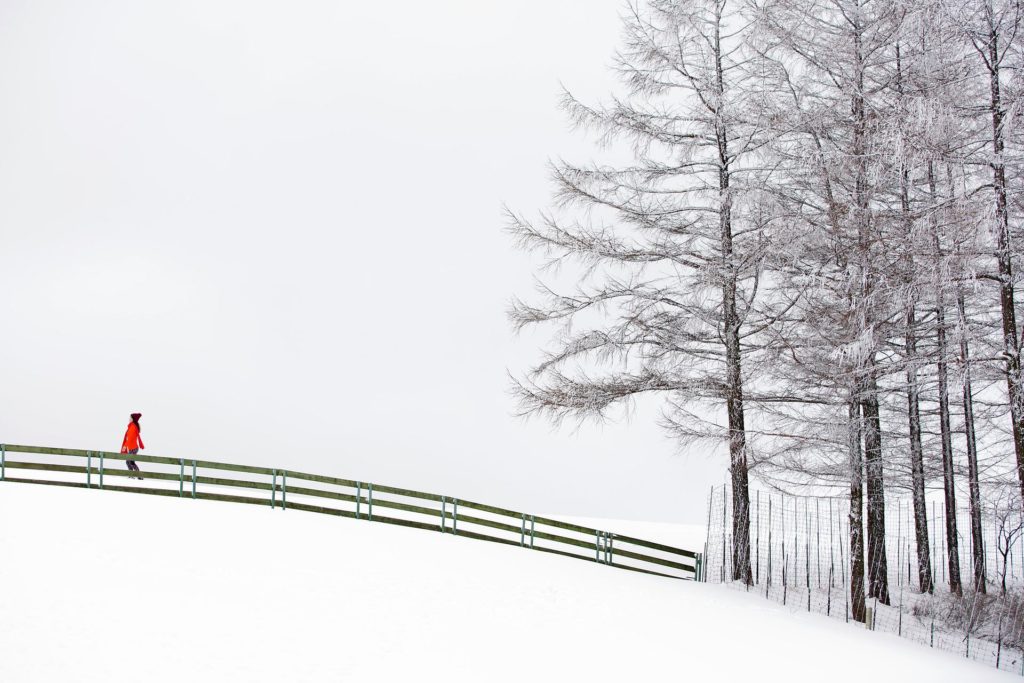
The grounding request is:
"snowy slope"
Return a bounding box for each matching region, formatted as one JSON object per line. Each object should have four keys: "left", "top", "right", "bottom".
{"left": 0, "top": 484, "right": 1009, "bottom": 682}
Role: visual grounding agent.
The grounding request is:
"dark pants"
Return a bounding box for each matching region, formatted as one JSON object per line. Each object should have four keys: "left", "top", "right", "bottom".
{"left": 127, "top": 449, "right": 142, "bottom": 475}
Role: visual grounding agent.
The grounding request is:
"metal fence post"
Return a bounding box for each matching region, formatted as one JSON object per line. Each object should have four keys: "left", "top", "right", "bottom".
{"left": 87, "top": 451, "right": 92, "bottom": 488}
{"left": 99, "top": 451, "right": 104, "bottom": 489}
{"left": 703, "top": 486, "right": 714, "bottom": 580}
{"left": 368, "top": 483, "right": 373, "bottom": 520}
{"left": 441, "top": 496, "right": 446, "bottom": 533}
{"left": 179, "top": 459, "right": 184, "bottom": 497}
{"left": 282, "top": 471, "right": 287, "bottom": 510}
{"left": 355, "top": 482, "right": 361, "bottom": 519}
{"left": 191, "top": 460, "right": 196, "bottom": 498}
{"left": 898, "top": 584, "right": 903, "bottom": 636}
{"left": 996, "top": 614, "right": 1004, "bottom": 669}
{"left": 521, "top": 514, "right": 527, "bottom": 547}
{"left": 0, "top": 443, "right": 5, "bottom": 481}
{"left": 271, "top": 470, "right": 277, "bottom": 509}
{"left": 530, "top": 515, "right": 535, "bottom": 548}
{"left": 453, "top": 499, "right": 458, "bottom": 536}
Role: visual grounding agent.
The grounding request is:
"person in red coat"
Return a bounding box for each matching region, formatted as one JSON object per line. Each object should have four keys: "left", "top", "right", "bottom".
{"left": 121, "top": 412, "right": 144, "bottom": 480}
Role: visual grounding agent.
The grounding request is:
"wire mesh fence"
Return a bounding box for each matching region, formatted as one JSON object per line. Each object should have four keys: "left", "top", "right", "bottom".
{"left": 704, "top": 484, "right": 1024, "bottom": 674}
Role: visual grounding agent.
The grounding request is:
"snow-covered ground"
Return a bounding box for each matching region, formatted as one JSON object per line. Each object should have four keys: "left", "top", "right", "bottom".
{"left": 0, "top": 483, "right": 1009, "bottom": 682}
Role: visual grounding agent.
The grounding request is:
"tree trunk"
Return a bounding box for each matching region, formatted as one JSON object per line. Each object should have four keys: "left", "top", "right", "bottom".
{"left": 985, "top": 22, "right": 1024, "bottom": 504}
{"left": 906, "top": 306, "right": 933, "bottom": 594}
{"left": 847, "top": 401, "right": 864, "bottom": 626}
{"left": 728, "top": 387, "right": 752, "bottom": 585}
{"left": 862, "top": 375, "right": 890, "bottom": 604}
{"left": 894, "top": 45, "right": 933, "bottom": 591}
{"left": 937, "top": 293, "right": 963, "bottom": 596}
{"left": 850, "top": 13, "right": 887, "bottom": 606}
{"left": 714, "top": 5, "right": 751, "bottom": 586}
{"left": 958, "top": 289, "right": 986, "bottom": 593}
{"left": 931, "top": 161, "right": 962, "bottom": 596}
{"left": 849, "top": 399, "right": 867, "bottom": 623}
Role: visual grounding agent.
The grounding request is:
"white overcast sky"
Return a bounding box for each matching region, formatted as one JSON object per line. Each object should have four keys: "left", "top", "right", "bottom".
{"left": 0, "top": 0, "right": 724, "bottom": 522}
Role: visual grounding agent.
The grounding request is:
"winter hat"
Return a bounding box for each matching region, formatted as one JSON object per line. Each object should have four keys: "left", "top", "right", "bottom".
{"left": 130, "top": 412, "right": 142, "bottom": 420}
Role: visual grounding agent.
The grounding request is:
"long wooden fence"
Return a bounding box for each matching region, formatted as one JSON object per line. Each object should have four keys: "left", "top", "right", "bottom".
{"left": 0, "top": 444, "right": 702, "bottom": 580}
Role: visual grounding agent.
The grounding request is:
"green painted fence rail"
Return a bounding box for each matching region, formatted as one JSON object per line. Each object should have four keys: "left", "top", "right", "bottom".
{"left": 0, "top": 443, "right": 703, "bottom": 581}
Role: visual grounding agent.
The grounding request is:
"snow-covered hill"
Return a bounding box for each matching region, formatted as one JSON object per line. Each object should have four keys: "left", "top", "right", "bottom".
{"left": 0, "top": 484, "right": 1008, "bottom": 681}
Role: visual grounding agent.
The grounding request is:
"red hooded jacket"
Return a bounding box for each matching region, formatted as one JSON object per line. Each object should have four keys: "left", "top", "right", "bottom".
{"left": 121, "top": 422, "right": 144, "bottom": 453}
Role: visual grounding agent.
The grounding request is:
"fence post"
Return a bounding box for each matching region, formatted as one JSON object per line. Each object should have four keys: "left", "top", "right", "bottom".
{"left": 754, "top": 490, "right": 760, "bottom": 585}
{"left": 367, "top": 483, "right": 373, "bottom": 520}
{"left": 179, "top": 459, "right": 184, "bottom": 497}
{"left": 607, "top": 534, "right": 614, "bottom": 565}
{"left": 355, "top": 482, "right": 361, "bottom": 519}
{"left": 271, "top": 470, "right": 277, "bottom": 509}
{"left": 100, "top": 451, "right": 104, "bottom": 489}
{"left": 815, "top": 497, "right": 821, "bottom": 589}
{"left": 722, "top": 486, "right": 728, "bottom": 580}
{"left": 530, "top": 515, "right": 535, "bottom": 548}
{"left": 898, "top": 582, "right": 903, "bottom": 636}
{"left": 783, "top": 551, "right": 787, "bottom": 606}
{"left": 704, "top": 486, "right": 714, "bottom": 576}
{"left": 87, "top": 451, "right": 91, "bottom": 488}
{"left": 453, "top": 499, "right": 458, "bottom": 536}
{"left": 828, "top": 498, "right": 835, "bottom": 590}
{"left": 0, "top": 443, "right": 5, "bottom": 481}
{"left": 521, "top": 514, "right": 527, "bottom": 547}
{"left": 282, "top": 471, "right": 287, "bottom": 510}
{"left": 440, "top": 496, "right": 446, "bottom": 533}
{"left": 767, "top": 495, "right": 773, "bottom": 595}
{"left": 996, "top": 613, "right": 1003, "bottom": 669}
{"left": 191, "top": 460, "right": 196, "bottom": 498}
{"left": 827, "top": 565, "right": 832, "bottom": 615}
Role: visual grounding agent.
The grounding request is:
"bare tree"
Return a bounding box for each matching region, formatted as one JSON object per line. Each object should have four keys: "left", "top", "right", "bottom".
{"left": 944, "top": 0, "right": 1024, "bottom": 503}
{"left": 508, "top": 0, "right": 776, "bottom": 584}
{"left": 892, "top": 36, "right": 934, "bottom": 593}
{"left": 506, "top": 0, "right": 1024, "bottom": 619}
{"left": 992, "top": 488, "right": 1024, "bottom": 595}
{"left": 752, "top": 0, "right": 906, "bottom": 609}
{"left": 959, "top": 292, "right": 988, "bottom": 593}
{"left": 931, "top": 163, "right": 965, "bottom": 596}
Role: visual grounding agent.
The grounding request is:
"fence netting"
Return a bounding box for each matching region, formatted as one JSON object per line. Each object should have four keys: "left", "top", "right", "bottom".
{"left": 705, "top": 484, "right": 1024, "bottom": 674}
